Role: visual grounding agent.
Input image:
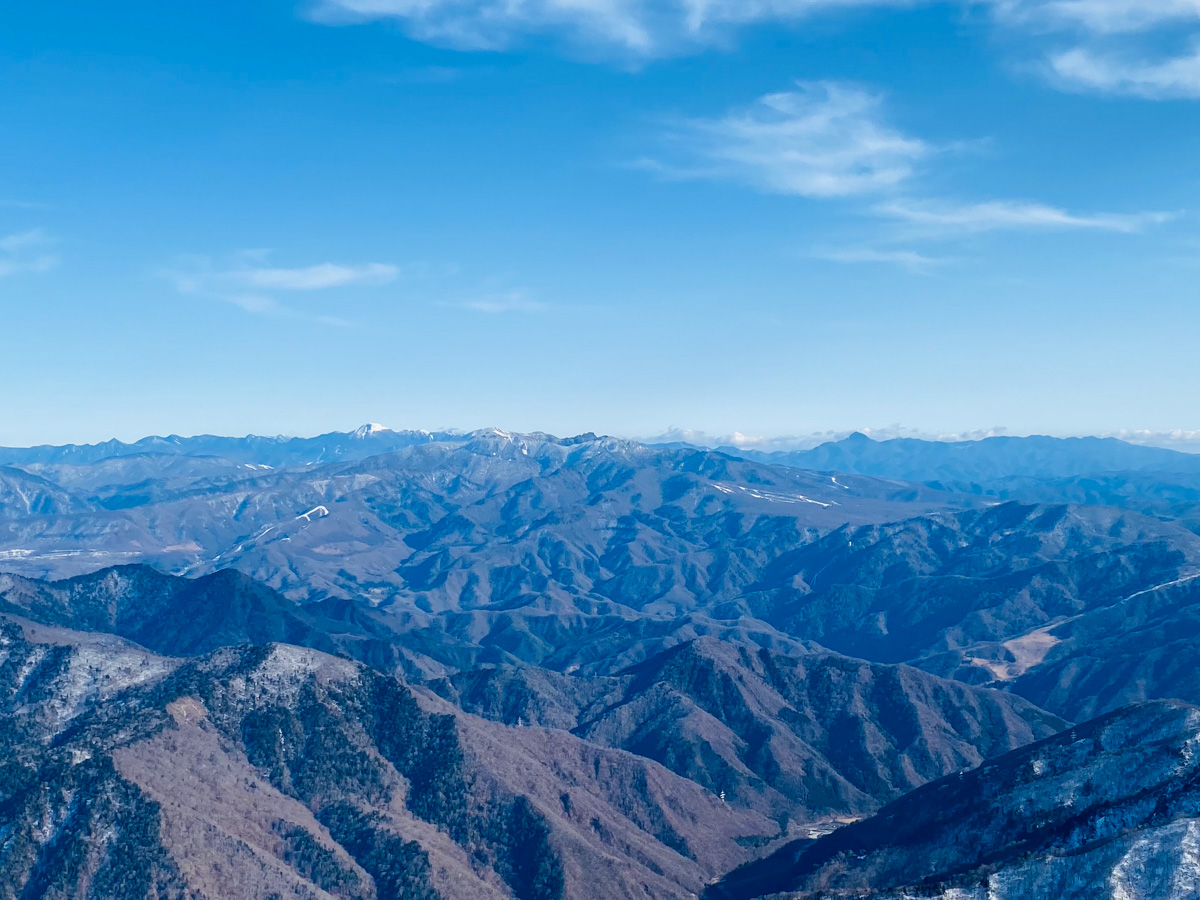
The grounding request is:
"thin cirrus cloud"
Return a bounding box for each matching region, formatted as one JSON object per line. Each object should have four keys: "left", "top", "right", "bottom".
{"left": 231, "top": 262, "right": 399, "bottom": 291}
{"left": 640, "top": 81, "right": 1171, "bottom": 264}
{"left": 305, "top": 0, "right": 1200, "bottom": 100}
{"left": 0, "top": 229, "right": 59, "bottom": 279}
{"left": 994, "top": 0, "right": 1200, "bottom": 97}
{"left": 876, "top": 200, "right": 1177, "bottom": 233}
{"left": 644, "top": 81, "right": 933, "bottom": 199}
{"left": 163, "top": 254, "right": 398, "bottom": 325}
{"left": 448, "top": 291, "right": 549, "bottom": 313}
{"left": 812, "top": 246, "right": 950, "bottom": 270}
{"left": 1049, "top": 43, "right": 1200, "bottom": 98}
{"left": 305, "top": 0, "right": 917, "bottom": 55}
{"left": 992, "top": 0, "right": 1200, "bottom": 34}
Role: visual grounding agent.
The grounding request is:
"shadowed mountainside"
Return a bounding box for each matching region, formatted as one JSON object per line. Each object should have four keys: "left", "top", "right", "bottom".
{"left": 736, "top": 501, "right": 1200, "bottom": 671}
{"left": 0, "top": 432, "right": 970, "bottom": 603}
{"left": 0, "top": 567, "right": 1062, "bottom": 831}
{"left": 0, "top": 618, "right": 778, "bottom": 900}
{"left": 707, "top": 699, "right": 1200, "bottom": 900}
{"left": 443, "top": 638, "right": 1063, "bottom": 823}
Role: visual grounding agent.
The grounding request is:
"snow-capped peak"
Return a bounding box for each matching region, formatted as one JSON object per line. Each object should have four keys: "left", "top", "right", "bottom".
{"left": 352, "top": 423, "right": 392, "bottom": 439}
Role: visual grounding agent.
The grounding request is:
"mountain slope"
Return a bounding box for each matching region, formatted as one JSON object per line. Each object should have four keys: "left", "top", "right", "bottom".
{"left": 0, "top": 431, "right": 972, "bottom": 606}
{"left": 0, "top": 566, "right": 1063, "bottom": 831}
{"left": 739, "top": 501, "right": 1200, "bottom": 668}
{"left": 0, "top": 466, "right": 93, "bottom": 518}
{"left": 0, "top": 618, "right": 778, "bottom": 900}
{"left": 1012, "top": 574, "right": 1200, "bottom": 720}
{"left": 445, "top": 638, "right": 1064, "bottom": 823}
{"left": 0, "top": 564, "right": 819, "bottom": 682}
{"left": 708, "top": 699, "right": 1200, "bottom": 900}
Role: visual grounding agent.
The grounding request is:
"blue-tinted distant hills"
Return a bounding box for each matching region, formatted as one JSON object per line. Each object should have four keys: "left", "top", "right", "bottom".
{"left": 713, "top": 433, "right": 1200, "bottom": 483}
{"left": 701, "top": 433, "right": 1200, "bottom": 528}
{"left": 0, "top": 423, "right": 461, "bottom": 468}
{"left": 9, "top": 427, "right": 1199, "bottom": 482}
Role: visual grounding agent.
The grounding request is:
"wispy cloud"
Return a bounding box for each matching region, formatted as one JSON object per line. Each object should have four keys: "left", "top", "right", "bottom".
{"left": 645, "top": 81, "right": 932, "bottom": 198}
{"left": 992, "top": 0, "right": 1200, "bottom": 35}
{"left": 640, "top": 82, "right": 1173, "bottom": 253}
{"left": 812, "top": 246, "right": 950, "bottom": 270}
{"left": 443, "top": 290, "right": 549, "bottom": 313}
{"left": 993, "top": 0, "right": 1200, "bottom": 97}
{"left": 0, "top": 229, "right": 59, "bottom": 279}
{"left": 305, "top": 0, "right": 917, "bottom": 57}
{"left": 1049, "top": 42, "right": 1200, "bottom": 98}
{"left": 231, "top": 262, "right": 398, "bottom": 290}
{"left": 162, "top": 252, "right": 398, "bottom": 324}
{"left": 877, "top": 199, "right": 1176, "bottom": 233}
{"left": 306, "top": 0, "right": 1200, "bottom": 102}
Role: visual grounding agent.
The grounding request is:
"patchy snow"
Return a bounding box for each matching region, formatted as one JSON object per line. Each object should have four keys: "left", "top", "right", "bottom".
{"left": 248, "top": 525, "right": 275, "bottom": 543}
{"left": 353, "top": 423, "right": 392, "bottom": 438}
{"left": 1124, "top": 572, "right": 1200, "bottom": 603}
{"left": 4, "top": 639, "right": 176, "bottom": 741}
{"left": 712, "top": 482, "right": 834, "bottom": 508}
{"left": 0, "top": 549, "right": 139, "bottom": 561}
{"left": 295, "top": 506, "right": 330, "bottom": 522}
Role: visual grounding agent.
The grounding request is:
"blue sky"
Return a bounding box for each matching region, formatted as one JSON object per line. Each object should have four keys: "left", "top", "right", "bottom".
{"left": 1, "top": 0, "right": 1197, "bottom": 448}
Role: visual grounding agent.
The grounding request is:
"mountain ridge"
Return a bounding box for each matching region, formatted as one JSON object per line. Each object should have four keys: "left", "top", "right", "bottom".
{"left": 706, "top": 698, "right": 1200, "bottom": 900}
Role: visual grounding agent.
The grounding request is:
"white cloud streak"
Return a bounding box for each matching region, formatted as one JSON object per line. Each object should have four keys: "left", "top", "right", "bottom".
{"left": 994, "top": 0, "right": 1200, "bottom": 34}
{"left": 163, "top": 253, "right": 397, "bottom": 324}
{"left": 648, "top": 81, "right": 932, "bottom": 198}
{"left": 877, "top": 200, "right": 1176, "bottom": 233}
{"left": 0, "top": 229, "right": 59, "bottom": 279}
{"left": 307, "top": 0, "right": 1200, "bottom": 101}
{"left": 812, "top": 246, "right": 950, "bottom": 269}
{"left": 645, "top": 84, "right": 1172, "bottom": 243}
{"left": 232, "top": 262, "right": 399, "bottom": 290}
{"left": 448, "top": 291, "right": 549, "bottom": 313}
{"left": 1050, "top": 42, "right": 1200, "bottom": 97}
{"left": 307, "top": 0, "right": 920, "bottom": 55}
{"left": 995, "top": 0, "right": 1200, "bottom": 96}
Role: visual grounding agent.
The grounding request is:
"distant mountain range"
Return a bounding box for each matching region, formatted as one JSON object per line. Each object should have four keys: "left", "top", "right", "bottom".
{"left": 710, "top": 431, "right": 1200, "bottom": 481}
{"left": 7, "top": 424, "right": 1199, "bottom": 475}
{"left": 0, "top": 423, "right": 460, "bottom": 468}
{"left": 4, "top": 425, "right": 1200, "bottom": 898}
